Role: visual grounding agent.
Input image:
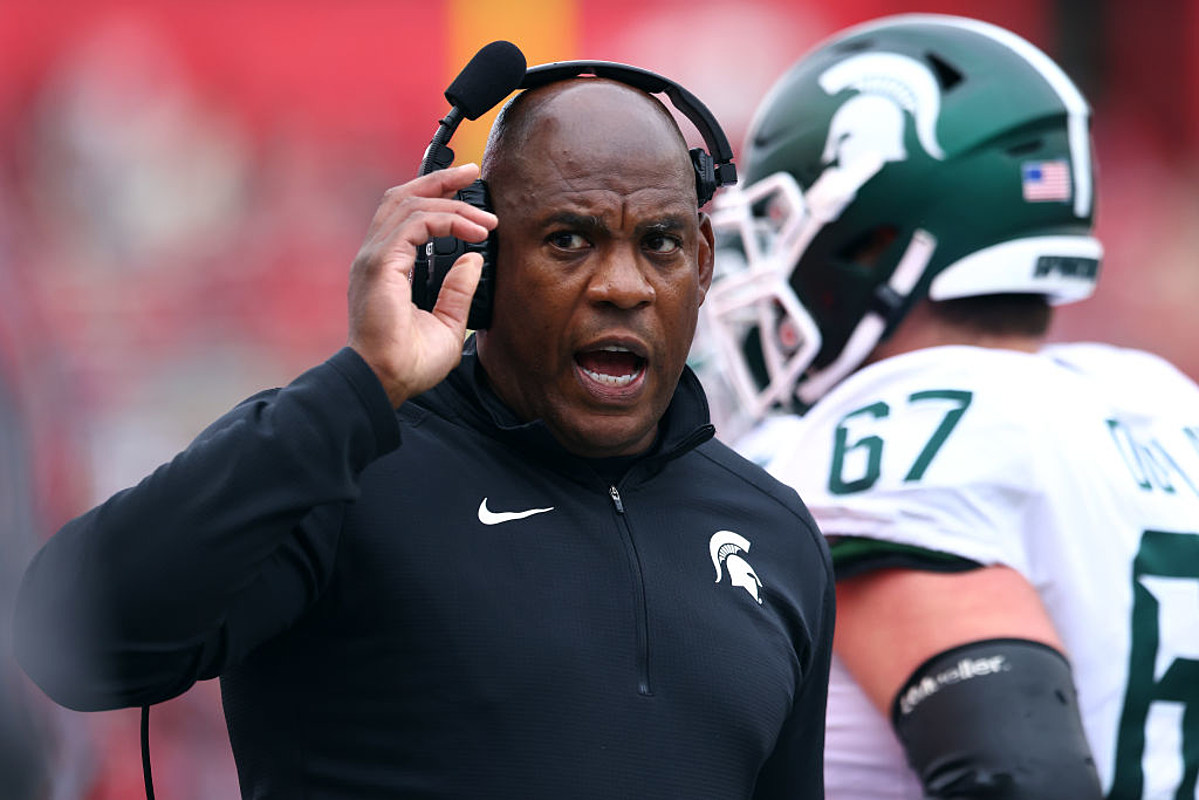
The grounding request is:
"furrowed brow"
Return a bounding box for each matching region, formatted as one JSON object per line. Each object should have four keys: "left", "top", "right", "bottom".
{"left": 542, "top": 212, "right": 607, "bottom": 233}
{"left": 638, "top": 217, "right": 688, "bottom": 236}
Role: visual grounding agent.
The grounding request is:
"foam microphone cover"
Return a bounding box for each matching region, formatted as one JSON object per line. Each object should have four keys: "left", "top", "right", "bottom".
{"left": 444, "top": 40, "right": 527, "bottom": 120}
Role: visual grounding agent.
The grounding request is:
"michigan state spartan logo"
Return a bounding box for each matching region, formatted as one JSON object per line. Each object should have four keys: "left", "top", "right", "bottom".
{"left": 818, "top": 51, "right": 946, "bottom": 174}
{"left": 710, "top": 531, "right": 763, "bottom": 604}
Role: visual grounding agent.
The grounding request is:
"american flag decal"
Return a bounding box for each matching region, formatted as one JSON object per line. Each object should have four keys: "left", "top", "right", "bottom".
{"left": 1022, "top": 160, "right": 1072, "bottom": 203}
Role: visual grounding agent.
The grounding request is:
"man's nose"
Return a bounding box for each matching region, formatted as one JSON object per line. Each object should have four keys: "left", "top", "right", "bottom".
{"left": 586, "top": 246, "right": 655, "bottom": 309}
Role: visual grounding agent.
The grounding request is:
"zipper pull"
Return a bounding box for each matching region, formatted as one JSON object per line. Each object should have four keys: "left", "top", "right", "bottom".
{"left": 608, "top": 486, "right": 625, "bottom": 513}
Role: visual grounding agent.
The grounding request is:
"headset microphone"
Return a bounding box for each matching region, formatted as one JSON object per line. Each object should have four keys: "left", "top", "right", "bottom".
{"left": 418, "top": 41, "right": 527, "bottom": 176}
{"left": 414, "top": 42, "right": 737, "bottom": 330}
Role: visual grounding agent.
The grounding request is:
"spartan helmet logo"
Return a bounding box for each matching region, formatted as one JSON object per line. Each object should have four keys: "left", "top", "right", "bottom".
{"left": 818, "top": 51, "right": 946, "bottom": 174}
{"left": 710, "top": 531, "right": 763, "bottom": 604}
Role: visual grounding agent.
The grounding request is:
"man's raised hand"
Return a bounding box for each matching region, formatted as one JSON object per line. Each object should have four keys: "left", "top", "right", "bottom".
{"left": 348, "top": 163, "right": 497, "bottom": 406}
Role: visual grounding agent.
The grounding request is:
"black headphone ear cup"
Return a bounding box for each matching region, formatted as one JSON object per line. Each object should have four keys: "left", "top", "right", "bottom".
{"left": 455, "top": 178, "right": 493, "bottom": 215}
{"left": 456, "top": 179, "right": 496, "bottom": 330}
{"left": 690, "top": 148, "right": 717, "bottom": 207}
{"left": 417, "top": 179, "right": 497, "bottom": 329}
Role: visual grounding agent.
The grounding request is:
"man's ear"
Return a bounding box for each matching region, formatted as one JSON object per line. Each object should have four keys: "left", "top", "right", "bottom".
{"left": 697, "top": 211, "right": 715, "bottom": 303}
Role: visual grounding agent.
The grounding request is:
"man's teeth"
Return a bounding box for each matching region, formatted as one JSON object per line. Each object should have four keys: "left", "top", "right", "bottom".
{"left": 582, "top": 368, "right": 640, "bottom": 387}
{"left": 583, "top": 346, "right": 642, "bottom": 387}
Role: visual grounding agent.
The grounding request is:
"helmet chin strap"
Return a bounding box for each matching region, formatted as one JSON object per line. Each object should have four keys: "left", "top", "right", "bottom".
{"left": 783, "top": 150, "right": 909, "bottom": 407}
{"left": 796, "top": 228, "right": 937, "bottom": 405}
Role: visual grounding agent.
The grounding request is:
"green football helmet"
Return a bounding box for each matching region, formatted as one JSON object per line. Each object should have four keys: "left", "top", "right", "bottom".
{"left": 695, "top": 13, "right": 1102, "bottom": 428}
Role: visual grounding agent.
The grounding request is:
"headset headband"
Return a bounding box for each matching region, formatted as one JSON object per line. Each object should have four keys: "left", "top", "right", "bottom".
{"left": 520, "top": 60, "right": 738, "bottom": 196}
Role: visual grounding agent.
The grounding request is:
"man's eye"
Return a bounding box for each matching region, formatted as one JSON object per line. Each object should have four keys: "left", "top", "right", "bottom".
{"left": 645, "top": 233, "right": 682, "bottom": 254}
{"left": 548, "top": 232, "right": 588, "bottom": 250}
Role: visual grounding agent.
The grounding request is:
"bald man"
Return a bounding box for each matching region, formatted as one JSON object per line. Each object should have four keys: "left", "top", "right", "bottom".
{"left": 16, "top": 76, "right": 834, "bottom": 799}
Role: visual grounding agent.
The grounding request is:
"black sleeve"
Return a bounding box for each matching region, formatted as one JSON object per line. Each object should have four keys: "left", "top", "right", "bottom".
{"left": 892, "top": 638, "right": 1103, "bottom": 799}
{"left": 14, "top": 348, "right": 401, "bottom": 712}
{"left": 752, "top": 528, "right": 836, "bottom": 799}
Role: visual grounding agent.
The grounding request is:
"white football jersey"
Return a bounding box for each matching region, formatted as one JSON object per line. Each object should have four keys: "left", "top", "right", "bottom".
{"left": 738, "top": 343, "right": 1199, "bottom": 800}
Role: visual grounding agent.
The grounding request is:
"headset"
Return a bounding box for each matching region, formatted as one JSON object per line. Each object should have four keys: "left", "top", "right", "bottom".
{"left": 413, "top": 50, "right": 738, "bottom": 330}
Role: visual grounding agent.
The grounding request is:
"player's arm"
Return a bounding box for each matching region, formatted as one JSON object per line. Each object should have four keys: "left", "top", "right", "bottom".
{"left": 834, "top": 561, "right": 1104, "bottom": 799}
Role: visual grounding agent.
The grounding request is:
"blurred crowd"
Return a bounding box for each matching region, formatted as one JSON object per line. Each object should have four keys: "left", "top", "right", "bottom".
{"left": 2, "top": 13, "right": 386, "bottom": 798}
{"left": 3, "top": 1, "right": 1198, "bottom": 797}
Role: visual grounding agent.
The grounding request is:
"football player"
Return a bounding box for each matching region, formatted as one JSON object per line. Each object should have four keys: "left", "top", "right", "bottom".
{"left": 693, "top": 13, "right": 1199, "bottom": 800}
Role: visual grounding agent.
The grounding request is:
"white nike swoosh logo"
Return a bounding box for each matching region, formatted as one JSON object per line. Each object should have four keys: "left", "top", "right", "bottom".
{"left": 477, "top": 498, "right": 555, "bottom": 526}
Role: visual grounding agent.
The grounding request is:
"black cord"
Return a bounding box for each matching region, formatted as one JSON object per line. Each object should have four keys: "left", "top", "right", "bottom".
{"left": 141, "top": 705, "right": 156, "bottom": 800}
{"left": 417, "top": 107, "right": 464, "bottom": 176}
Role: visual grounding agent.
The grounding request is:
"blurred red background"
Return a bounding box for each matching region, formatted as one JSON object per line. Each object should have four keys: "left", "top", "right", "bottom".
{"left": 2, "top": 1, "right": 1196, "bottom": 796}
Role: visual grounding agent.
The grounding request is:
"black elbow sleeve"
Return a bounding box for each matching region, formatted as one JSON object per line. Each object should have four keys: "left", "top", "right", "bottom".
{"left": 891, "top": 638, "right": 1103, "bottom": 799}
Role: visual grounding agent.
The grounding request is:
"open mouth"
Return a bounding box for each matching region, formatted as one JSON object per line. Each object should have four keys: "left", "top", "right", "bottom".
{"left": 575, "top": 344, "right": 646, "bottom": 388}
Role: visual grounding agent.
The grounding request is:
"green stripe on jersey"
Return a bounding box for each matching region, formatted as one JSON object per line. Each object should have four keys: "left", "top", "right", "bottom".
{"left": 828, "top": 536, "right": 982, "bottom": 580}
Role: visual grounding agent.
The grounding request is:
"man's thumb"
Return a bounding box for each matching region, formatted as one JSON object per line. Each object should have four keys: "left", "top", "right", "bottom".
{"left": 432, "top": 252, "right": 484, "bottom": 331}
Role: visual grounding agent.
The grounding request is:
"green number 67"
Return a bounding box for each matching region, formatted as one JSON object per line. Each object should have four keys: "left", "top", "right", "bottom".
{"left": 829, "top": 390, "right": 973, "bottom": 495}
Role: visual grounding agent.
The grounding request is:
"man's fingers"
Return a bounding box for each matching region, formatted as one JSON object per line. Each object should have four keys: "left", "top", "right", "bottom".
{"left": 361, "top": 164, "right": 498, "bottom": 268}
{"left": 354, "top": 200, "right": 495, "bottom": 278}
{"left": 382, "top": 210, "right": 493, "bottom": 280}
{"left": 370, "top": 197, "right": 497, "bottom": 256}
{"left": 402, "top": 205, "right": 496, "bottom": 244}
{"left": 372, "top": 193, "right": 496, "bottom": 232}
{"left": 385, "top": 162, "right": 483, "bottom": 204}
{"left": 432, "top": 252, "right": 485, "bottom": 330}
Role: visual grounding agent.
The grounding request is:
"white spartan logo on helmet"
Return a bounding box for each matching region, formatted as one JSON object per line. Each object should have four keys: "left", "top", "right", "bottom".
{"left": 710, "top": 531, "right": 763, "bottom": 603}
{"left": 818, "top": 51, "right": 947, "bottom": 172}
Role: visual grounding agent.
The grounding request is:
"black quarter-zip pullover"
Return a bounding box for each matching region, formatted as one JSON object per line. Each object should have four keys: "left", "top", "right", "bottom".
{"left": 16, "top": 342, "right": 834, "bottom": 799}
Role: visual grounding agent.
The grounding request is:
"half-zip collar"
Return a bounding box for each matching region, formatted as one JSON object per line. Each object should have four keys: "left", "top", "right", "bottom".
{"left": 411, "top": 336, "right": 716, "bottom": 485}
